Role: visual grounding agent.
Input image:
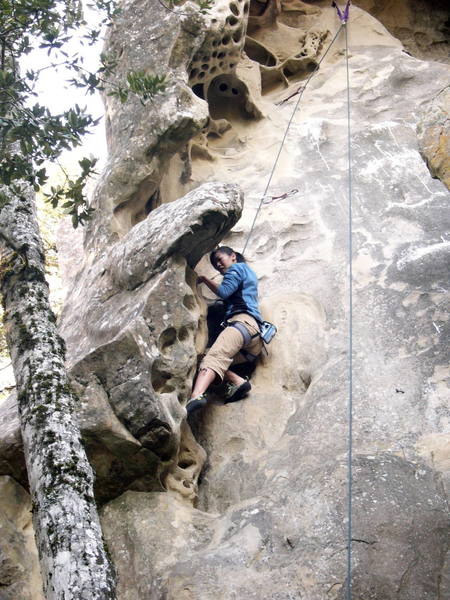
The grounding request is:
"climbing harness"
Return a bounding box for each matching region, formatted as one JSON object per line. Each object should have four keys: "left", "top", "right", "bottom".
{"left": 240, "top": 3, "right": 354, "bottom": 599}
{"left": 223, "top": 318, "right": 277, "bottom": 360}
{"left": 224, "top": 320, "right": 260, "bottom": 362}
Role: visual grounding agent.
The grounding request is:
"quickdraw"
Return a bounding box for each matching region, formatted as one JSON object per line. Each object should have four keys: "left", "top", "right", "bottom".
{"left": 332, "top": 0, "right": 351, "bottom": 24}
{"left": 262, "top": 188, "right": 299, "bottom": 205}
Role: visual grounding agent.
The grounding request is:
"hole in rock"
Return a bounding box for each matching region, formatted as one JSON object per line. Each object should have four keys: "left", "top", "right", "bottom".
{"left": 201, "top": 63, "right": 209, "bottom": 70}
{"left": 222, "top": 35, "right": 231, "bottom": 45}
{"left": 144, "top": 189, "right": 160, "bottom": 217}
{"left": 151, "top": 364, "right": 175, "bottom": 393}
{"left": 249, "top": 0, "right": 267, "bottom": 17}
{"left": 217, "top": 51, "right": 226, "bottom": 59}
{"left": 105, "top": 115, "right": 112, "bottom": 145}
{"left": 244, "top": 37, "right": 276, "bottom": 67}
{"left": 282, "top": 58, "right": 318, "bottom": 81}
{"left": 260, "top": 67, "right": 285, "bottom": 94}
{"left": 190, "top": 67, "right": 198, "bottom": 78}
{"left": 301, "top": 370, "right": 312, "bottom": 390}
{"left": 158, "top": 327, "right": 177, "bottom": 351}
{"left": 198, "top": 72, "right": 205, "bottom": 79}
{"left": 183, "top": 294, "right": 197, "bottom": 311}
{"left": 119, "top": 184, "right": 160, "bottom": 232}
{"left": 229, "top": 2, "right": 239, "bottom": 16}
{"left": 212, "top": 51, "right": 217, "bottom": 57}
{"left": 192, "top": 83, "right": 204, "bottom": 99}
{"left": 207, "top": 74, "right": 261, "bottom": 122}
{"left": 233, "top": 28, "right": 243, "bottom": 43}
{"left": 179, "top": 459, "right": 196, "bottom": 469}
{"left": 137, "top": 418, "right": 175, "bottom": 460}
{"left": 243, "top": 1, "right": 249, "bottom": 13}
{"left": 227, "top": 15, "right": 238, "bottom": 26}
{"left": 178, "top": 326, "right": 190, "bottom": 342}
{"left": 183, "top": 480, "right": 191, "bottom": 488}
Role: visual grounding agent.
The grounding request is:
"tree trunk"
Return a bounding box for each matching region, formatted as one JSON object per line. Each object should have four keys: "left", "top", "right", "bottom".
{"left": 0, "top": 183, "right": 116, "bottom": 599}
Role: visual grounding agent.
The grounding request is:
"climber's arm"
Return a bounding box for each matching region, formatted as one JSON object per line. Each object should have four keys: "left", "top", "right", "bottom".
{"left": 198, "top": 266, "right": 241, "bottom": 298}
{"left": 197, "top": 275, "right": 219, "bottom": 295}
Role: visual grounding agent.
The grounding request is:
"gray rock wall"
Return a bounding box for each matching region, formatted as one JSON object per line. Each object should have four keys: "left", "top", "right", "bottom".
{"left": 99, "top": 2, "right": 449, "bottom": 598}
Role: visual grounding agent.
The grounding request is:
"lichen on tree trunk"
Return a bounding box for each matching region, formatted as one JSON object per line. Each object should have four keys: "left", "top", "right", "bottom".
{"left": 0, "top": 183, "right": 116, "bottom": 599}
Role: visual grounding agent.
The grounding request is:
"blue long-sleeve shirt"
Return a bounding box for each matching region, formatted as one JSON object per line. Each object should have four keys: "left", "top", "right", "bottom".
{"left": 216, "top": 263, "right": 263, "bottom": 322}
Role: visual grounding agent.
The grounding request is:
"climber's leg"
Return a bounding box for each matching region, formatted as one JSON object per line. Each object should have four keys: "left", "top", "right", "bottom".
{"left": 223, "top": 369, "right": 252, "bottom": 403}
{"left": 190, "top": 367, "right": 216, "bottom": 399}
{"left": 186, "top": 326, "right": 244, "bottom": 415}
{"left": 197, "top": 325, "right": 244, "bottom": 383}
{"left": 223, "top": 369, "right": 246, "bottom": 386}
{"left": 187, "top": 314, "right": 262, "bottom": 414}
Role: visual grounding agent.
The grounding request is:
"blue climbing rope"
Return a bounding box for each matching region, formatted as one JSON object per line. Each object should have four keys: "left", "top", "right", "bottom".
{"left": 344, "top": 17, "right": 353, "bottom": 600}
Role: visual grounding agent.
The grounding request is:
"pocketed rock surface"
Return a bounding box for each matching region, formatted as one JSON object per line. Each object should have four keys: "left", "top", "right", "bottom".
{"left": 1, "top": 1, "right": 449, "bottom": 599}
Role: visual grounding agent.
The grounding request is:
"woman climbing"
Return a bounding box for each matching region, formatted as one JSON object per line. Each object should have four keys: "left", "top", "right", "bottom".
{"left": 186, "top": 246, "right": 263, "bottom": 415}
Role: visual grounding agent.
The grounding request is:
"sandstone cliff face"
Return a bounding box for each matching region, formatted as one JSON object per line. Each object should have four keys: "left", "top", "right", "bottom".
{"left": 1, "top": 1, "right": 449, "bottom": 599}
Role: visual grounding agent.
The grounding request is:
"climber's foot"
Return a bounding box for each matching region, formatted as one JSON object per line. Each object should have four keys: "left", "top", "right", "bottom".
{"left": 224, "top": 380, "right": 251, "bottom": 404}
{"left": 186, "top": 394, "right": 208, "bottom": 415}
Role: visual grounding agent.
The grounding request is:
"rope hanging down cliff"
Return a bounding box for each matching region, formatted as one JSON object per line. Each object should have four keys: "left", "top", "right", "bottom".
{"left": 343, "top": 14, "right": 354, "bottom": 600}
{"left": 241, "top": 4, "right": 355, "bottom": 599}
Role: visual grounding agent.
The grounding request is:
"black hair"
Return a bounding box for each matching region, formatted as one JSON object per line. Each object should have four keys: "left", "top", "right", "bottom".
{"left": 210, "top": 246, "right": 246, "bottom": 269}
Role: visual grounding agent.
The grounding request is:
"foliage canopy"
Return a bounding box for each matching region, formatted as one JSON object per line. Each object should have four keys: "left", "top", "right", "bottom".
{"left": 0, "top": 0, "right": 169, "bottom": 226}
{"left": 0, "top": 0, "right": 213, "bottom": 226}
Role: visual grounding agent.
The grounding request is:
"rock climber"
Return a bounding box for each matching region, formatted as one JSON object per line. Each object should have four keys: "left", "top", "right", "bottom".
{"left": 186, "top": 246, "right": 263, "bottom": 415}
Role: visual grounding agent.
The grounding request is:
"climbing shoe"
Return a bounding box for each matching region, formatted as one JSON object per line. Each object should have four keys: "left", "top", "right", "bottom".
{"left": 224, "top": 380, "right": 251, "bottom": 404}
{"left": 186, "top": 394, "right": 208, "bottom": 415}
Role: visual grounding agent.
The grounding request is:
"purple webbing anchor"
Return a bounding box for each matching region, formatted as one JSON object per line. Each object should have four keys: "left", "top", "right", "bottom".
{"left": 332, "top": 0, "right": 351, "bottom": 24}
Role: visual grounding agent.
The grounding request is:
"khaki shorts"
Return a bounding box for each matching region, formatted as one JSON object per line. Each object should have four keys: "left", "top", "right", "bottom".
{"left": 200, "top": 313, "right": 263, "bottom": 381}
